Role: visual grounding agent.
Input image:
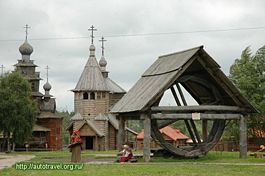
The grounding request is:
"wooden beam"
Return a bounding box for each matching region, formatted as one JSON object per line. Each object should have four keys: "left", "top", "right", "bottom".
{"left": 151, "top": 105, "right": 248, "bottom": 113}
{"left": 239, "top": 115, "right": 247, "bottom": 159}
{"left": 143, "top": 114, "right": 151, "bottom": 162}
{"left": 176, "top": 83, "right": 187, "bottom": 105}
{"left": 151, "top": 113, "right": 242, "bottom": 120}
{"left": 189, "top": 120, "right": 201, "bottom": 143}
{"left": 117, "top": 116, "right": 125, "bottom": 151}
{"left": 184, "top": 120, "right": 197, "bottom": 144}
{"left": 170, "top": 86, "right": 181, "bottom": 106}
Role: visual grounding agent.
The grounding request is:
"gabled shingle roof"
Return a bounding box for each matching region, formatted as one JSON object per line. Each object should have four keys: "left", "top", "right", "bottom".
{"left": 111, "top": 46, "right": 257, "bottom": 113}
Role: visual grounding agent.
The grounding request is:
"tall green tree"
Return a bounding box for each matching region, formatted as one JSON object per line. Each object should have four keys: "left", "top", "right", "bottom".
{"left": 0, "top": 71, "right": 37, "bottom": 151}
{"left": 229, "top": 45, "right": 265, "bottom": 139}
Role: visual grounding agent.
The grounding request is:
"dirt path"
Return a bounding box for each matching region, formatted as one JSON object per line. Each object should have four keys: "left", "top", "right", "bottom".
{"left": 0, "top": 154, "right": 35, "bottom": 170}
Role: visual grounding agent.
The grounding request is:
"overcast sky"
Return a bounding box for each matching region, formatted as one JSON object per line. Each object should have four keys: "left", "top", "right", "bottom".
{"left": 1, "top": 0, "right": 265, "bottom": 112}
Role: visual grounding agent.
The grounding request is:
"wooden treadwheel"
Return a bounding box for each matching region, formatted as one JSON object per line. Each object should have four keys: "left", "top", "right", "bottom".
{"left": 150, "top": 75, "right": 227, "bottom": 158}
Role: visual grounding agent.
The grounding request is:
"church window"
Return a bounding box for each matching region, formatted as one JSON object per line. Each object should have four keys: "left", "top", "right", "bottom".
{"left": 83, "top": 92, "right": 88, "bottom": 99}
{"left": 102, "top": 92, "right": 106, "bottom": 98}
{"left": 90, "top": 92, "right": 95, "bottom": 100}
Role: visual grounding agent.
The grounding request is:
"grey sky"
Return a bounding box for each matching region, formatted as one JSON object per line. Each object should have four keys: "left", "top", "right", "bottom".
{"left": 1, "top": 0, "right": 265, "bottom": 111}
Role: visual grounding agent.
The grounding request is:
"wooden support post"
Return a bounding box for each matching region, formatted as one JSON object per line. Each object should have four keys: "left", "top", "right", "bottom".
{"left": 142, "top": 114, "right": 151, "bottom": 162}
{"left": 202, "top": 120, "right": 208, "bottom": 142}
{"left": 117, "top": 116, "right": 125, "bottom": 151}
{"left": 239, "top": 115, "right": 247, "bottom": 159}
{"left": 95, "top": 136, "right": 98, "bottom": 151}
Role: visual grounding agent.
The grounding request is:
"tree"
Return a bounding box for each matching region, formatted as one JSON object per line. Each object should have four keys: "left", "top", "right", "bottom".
{"left": 229, "top": 45, "right": 265, "bottom": 139}
{"left": 0, "top": 71, "right": 37, "bottom": 151}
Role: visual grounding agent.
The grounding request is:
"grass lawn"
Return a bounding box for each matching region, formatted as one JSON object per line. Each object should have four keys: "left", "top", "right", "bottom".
{"left": 0, "top": 150, "right": 264, "bottom": 176}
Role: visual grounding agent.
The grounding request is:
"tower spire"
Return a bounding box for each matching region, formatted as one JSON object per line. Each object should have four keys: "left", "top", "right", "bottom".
{"left": 88, "top": 25, "right": 97, "bottom": 44}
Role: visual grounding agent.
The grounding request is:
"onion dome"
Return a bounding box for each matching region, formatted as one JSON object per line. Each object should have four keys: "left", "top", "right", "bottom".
{"left": 19, "top": 39, "right": 33, "bottom": 56}
{"left": 99, "top": 56, "right": 107, "bottom": 68}
{"left": 43, "top": 82, "right": 52, "bottom": 98}
{"left": 89, "top": 44, "right": 96, "bottom": 57}
{"left": 43, "top": 82, "right": 52, "bottom": 91}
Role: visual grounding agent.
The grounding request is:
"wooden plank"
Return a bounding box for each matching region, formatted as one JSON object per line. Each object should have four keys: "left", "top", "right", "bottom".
{"left": 151, "top": 113, "right": 242, "bottom": 120}
{"left": 239, "top": 116, "right": 247, "bottom": 159}
{"left": 151, "top": 105, "right": 247, "bottom": 113}
{"left": 143, "top": 114, "right": 151, "bottom": 162}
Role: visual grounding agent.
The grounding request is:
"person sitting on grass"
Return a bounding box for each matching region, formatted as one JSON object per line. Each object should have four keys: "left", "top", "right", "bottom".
{"left": 117, "top": 144, "right": 133, "bottom": 163}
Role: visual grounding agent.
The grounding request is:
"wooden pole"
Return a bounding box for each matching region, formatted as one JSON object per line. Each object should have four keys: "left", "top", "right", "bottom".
{"left": 117, "top": 116, "right": 125, "bottom": 151}
{"left": 239, "top": 115, "right": 247, "bottom": 159}
{"left": 142, "top": 114, "right": 151, "bottom": 162}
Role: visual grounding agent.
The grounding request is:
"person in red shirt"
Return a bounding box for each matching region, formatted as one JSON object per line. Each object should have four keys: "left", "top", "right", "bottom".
{"left": 69, "top": 130, "right": 82, "bottom": 162}
{"left": 118, "top": 144, "right": 133, "bottom": 162}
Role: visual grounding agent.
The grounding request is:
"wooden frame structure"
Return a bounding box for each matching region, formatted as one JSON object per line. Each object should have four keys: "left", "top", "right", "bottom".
{"left": 111, "top": 46, "right": 257, "bottom": 161}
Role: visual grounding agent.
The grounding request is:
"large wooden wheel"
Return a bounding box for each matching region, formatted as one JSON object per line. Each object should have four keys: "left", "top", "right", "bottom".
{"left": 150, "top": 75, "right": 229, "bottom": 158}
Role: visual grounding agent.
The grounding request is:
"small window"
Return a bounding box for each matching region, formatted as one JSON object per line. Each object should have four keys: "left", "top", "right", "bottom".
{"left": 102, "top": 92, "right": 106, "bottom": 98}
{"left": 90, "top": 92, "right": 95, "bottom": 100}
{"left": 97, "top": 92, "right": 101, "bottom": 99}
{"left": 83, "top": 92, "right": 88, "bottom": 99}
{"left": 31, "top": 82, "right": 35, "bottom": 91}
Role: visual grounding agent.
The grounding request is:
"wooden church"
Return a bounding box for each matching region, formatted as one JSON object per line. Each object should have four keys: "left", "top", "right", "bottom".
{"left": 14, "top": 26, "right": 63, "bottom": 150}
{"left": 67, "top": 26, "right": 131, "bottom": 150}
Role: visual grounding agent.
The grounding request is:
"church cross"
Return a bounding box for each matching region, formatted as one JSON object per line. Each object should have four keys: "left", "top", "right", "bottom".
{"left": 45, "top": 65, "right": 49, "bottom": 82}
{"left": 88, "top": 25, "right": 97, "bottom": 44}
{"left": 99, "top": 36, "right": 107, "bottom": 56}
{"left": 24, "top": 24, "right": 31, "bottom": 40}
{"left": 0, "top": 65, "right": 4, "bottom": 77}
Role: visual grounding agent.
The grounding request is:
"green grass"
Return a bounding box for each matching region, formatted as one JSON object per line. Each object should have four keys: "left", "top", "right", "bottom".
{"left": 0, "top": 150, "right": 264, "bottom": 176}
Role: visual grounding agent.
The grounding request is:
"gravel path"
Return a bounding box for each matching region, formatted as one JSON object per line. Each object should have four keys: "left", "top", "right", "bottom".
{"left": 0, "top": 154, "right": 35, "bottom": 170}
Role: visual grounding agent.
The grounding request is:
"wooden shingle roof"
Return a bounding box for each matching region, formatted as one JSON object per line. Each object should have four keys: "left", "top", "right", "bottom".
{"left": 111, "top": 46, "right": 257, "bottom": 114}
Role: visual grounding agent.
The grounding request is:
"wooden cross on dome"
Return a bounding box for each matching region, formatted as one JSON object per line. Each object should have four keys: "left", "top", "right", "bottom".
{"left": 45, "top": 65, "right": 49, "bottom": 82}
{"left": 88, "top": 25, "right": 97, "bottom": 44}
{"left": 99, "top": 36, "right": 107, "bottom": 56}
{"left": 24, "top": 24, "right": 30, "bottom": 40}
